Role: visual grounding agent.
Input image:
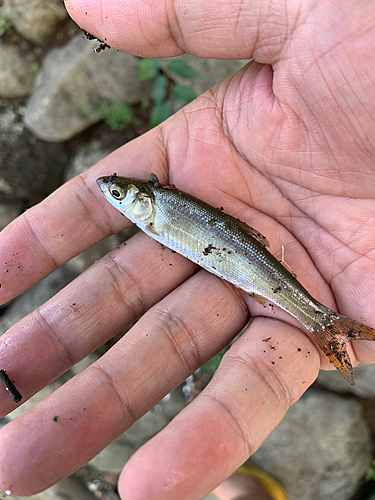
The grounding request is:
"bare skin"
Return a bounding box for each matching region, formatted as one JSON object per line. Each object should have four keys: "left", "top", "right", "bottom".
{"left": 0, "top": 0, "right": 375, "bottom": 498}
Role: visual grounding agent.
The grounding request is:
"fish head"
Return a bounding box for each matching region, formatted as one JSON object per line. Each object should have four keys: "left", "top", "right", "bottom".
{"left": 97, "top": 174, "right": 155, "bottom": 223}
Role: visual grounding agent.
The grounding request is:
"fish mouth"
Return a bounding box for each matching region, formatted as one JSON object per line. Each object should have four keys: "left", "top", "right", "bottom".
{"left": 96, "top": 176, "right": 112, "bottom": 193}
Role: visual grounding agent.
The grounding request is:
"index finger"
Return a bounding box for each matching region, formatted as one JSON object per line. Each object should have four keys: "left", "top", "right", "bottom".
{"left": 0, "top": 131, "right": 167, "bottom": 305}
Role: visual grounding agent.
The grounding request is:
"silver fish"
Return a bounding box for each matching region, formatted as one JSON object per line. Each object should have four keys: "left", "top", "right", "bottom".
{"left": 97, "top": 173, "right": 375, "bottom": 384}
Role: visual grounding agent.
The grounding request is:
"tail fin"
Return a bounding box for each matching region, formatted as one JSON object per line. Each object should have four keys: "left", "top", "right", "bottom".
{"left": 314, "top": 315, "right": 375, "bottom": 386}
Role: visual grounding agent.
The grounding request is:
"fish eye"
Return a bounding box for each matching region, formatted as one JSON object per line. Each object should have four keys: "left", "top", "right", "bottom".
{"left": 109, "top": 185, "right": 126, "bottom": 200}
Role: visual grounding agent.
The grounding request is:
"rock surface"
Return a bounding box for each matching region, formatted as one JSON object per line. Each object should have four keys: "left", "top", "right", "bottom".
{"left": 252, "top": 389, "right": 372, "bottom": 500}
{"left": 0, "top": 102, "right": 68, "bottom": 203}
{"left": 24, "top": 34, "right": 246, "bottom": 142}
{"left": 2, "top": 0, "right": 68, "bottom": 45}
{"left": 318, "top": 365, "right": 375, "bottom": 399}
{"left": 0, "top": 44, "right": 35, "bottom": 98}
{"left": 24, "top": 34, "right": 152, "bottom": 142}
{"left": 64, "top": 139, "right": 113, "bottom": 182}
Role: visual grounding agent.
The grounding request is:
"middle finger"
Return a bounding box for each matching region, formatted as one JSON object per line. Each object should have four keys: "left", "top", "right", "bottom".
{"left": 0, "top": 232, "right": 196, "bottom": 415}
{"left": 0, "top": 268, "right": 249, "bottom": 495}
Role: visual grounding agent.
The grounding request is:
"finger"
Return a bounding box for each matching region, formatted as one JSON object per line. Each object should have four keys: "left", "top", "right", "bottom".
{"left": 118, "top": 317, "right": 319, "bottom": 500}
{"left": 65, "top": 0, "right": 298, "bottom": 59}
{"left": 0, "top": 232, "right": 197, "bottom": 417}
{"left": 0, "top": 271, "right": 249, "bottom": 496}
{"left": 0, "top": 130, "right": 168, "bottom": 304}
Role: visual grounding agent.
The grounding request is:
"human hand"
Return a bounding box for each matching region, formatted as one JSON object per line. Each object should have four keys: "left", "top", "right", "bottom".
{"left": 1, "top": 0, "right": 375, "bottom": 497}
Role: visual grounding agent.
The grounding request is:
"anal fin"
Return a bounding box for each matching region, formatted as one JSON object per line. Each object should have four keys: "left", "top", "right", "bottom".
{"left": 145, "top": 223, "right": 160, "bottom": 236}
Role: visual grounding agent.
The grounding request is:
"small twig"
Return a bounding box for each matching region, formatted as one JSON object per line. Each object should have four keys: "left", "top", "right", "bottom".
{"left": 280, "top": 245, "right": 297, "bottom": 278}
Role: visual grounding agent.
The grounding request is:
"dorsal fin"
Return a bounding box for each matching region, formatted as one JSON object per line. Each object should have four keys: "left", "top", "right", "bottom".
{"left": 148, "top": 173, "right": 159, "bottom": 187}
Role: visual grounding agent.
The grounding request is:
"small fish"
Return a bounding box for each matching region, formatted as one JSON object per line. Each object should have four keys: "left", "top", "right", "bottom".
{"left": 97, "top": 173, "right": 375, "bottom": 385}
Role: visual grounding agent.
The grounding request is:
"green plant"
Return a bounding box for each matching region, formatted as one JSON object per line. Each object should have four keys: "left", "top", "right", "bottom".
{"left": 71, "top": 97, "right": 133, "bottom": 131}
{"left": 29, "top": 63, "right": 41, "bottom": 77}
{"left": 202, "top": 346, "right": 231, "bottom": 373}
{"left": 97, "top": 98, "right": 133, "bottom": 131}
{"left": 0, "top": 13, "right": 12, "bottom": 39}
{"left": 201, "top": 318, "right": 253, "bottom": 374}
{"left": 136, "top": 57, "right": 199, "bottom": 128}
{"left": 365, "top": 459, "right": 375, "bottom": 481}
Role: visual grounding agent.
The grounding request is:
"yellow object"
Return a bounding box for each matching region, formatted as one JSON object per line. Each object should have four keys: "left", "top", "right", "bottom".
{"left": 211, "top": 460, "right": 287, "bottom": 500}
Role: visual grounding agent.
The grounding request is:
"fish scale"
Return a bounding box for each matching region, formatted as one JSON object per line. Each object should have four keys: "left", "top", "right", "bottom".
{"left": 97, "top": 173, "right": 375, "bottom": 385}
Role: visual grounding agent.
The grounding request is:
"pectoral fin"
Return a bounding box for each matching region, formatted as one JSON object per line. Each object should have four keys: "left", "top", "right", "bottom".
{"left": 146, "top": 223, "right": 160, "bottom": 236}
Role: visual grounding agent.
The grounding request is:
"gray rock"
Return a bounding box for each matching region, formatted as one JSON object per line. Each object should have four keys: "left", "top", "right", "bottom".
{"left": 24, "top": 34, "right": 152, "bottom": 142}
{"left": 64, "top": 140, "right": 113, "bottom": 182}
{"left": 252, "top": 389, "right": 372, "bottom": 500}
{"left": 318, "top": 365, "right": 375, "bottom": 398}
{"left": 64, "top": 117, "right": 148, "bottom": 181}
{"left": 0, "top": 102, "right": 68, "bottom": 203}
{"left": 0, "top": 203, "right": 23, "bottom": 231}
{"left": 74, "top": 465, "right": 120, "bottom": 499}
{"left": 0, "top": 44, "right": 35, "bottom": 98}
{"left": 2, "top": 0, "right": 67, "bottom": 46}
{"left": 50, "top": 475, "right": 96, "bottom": 500}
{"left": 24, "top": 34, "right": 247, "bottom": 142}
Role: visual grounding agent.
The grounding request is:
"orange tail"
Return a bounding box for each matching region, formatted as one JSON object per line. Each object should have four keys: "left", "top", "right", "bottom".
{"left": 314, "top": 314, "right": 375, "bottom": 386}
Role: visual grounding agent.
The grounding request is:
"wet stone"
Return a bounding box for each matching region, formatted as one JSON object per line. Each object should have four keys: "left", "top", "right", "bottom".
{"left": 24, "top": 34, "right": 152, "bottom": 142}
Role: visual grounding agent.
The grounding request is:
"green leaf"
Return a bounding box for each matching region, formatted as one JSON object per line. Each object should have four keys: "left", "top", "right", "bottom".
{"left": 0, "top": 14, "right": 12, "bottom": 38}
{"left": 152, "top": 75, "right": 168, "bottom": 105}
{"left": 149, "top": 101, "right": 171, "bottom": 128}
{"left": 167, "top": 59, "right": 198, "bottom": 80}
{"left": 136, "top": 58, "right": 160, "bottom": 80}
{"left": 201, "top": 320, "right": 251, "bottom": 374}
{"left": 140, "top": 94, "right": 151, "bottom": 110}
{"left": 173, "top": 85, "right": 197, "bottom": 106}
{"left": 366, "top": 460, "right": 375, "bottom": 481}
{"left": 99, "top": 99, "right": 133, "bottom": 131}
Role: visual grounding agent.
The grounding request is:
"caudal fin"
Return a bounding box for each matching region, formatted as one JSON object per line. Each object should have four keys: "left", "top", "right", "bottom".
{"left": 314, "top": 315, "right": 375, "bottom": 386}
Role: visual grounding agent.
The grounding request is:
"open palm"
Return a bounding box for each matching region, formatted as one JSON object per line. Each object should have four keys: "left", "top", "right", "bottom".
{"left": 1, "top": 0, "right": 375, "bottom": 498}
